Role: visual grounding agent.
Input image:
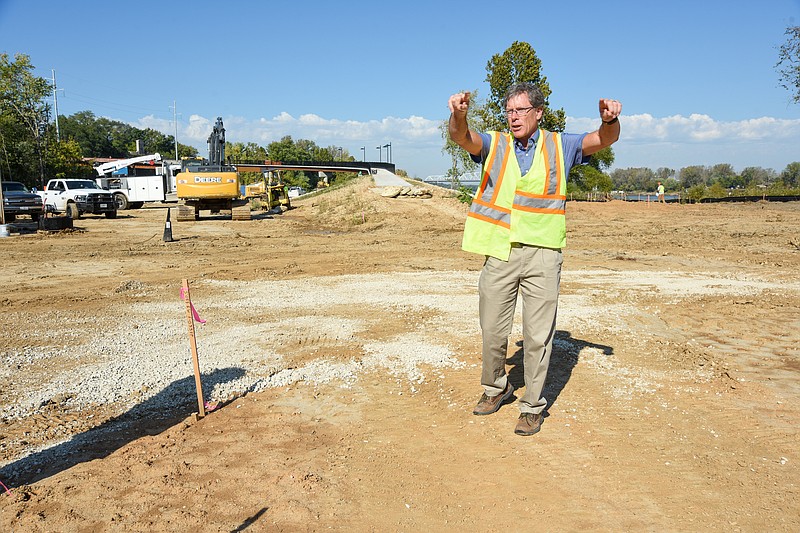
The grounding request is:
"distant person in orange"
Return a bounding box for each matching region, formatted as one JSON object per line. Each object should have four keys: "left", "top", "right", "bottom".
{"left": 657, "top": 181, "right": 666, "bottom": 203}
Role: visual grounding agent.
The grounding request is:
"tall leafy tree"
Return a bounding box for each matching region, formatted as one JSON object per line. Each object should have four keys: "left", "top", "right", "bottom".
{"left": 480, "top": 41, "right": 566, "bottom": 133}
{"left": 443, "top": 41, "right": 612, "bottom": 191}
{"left": 440, "top": 87, "right": 483, "bottom": 184}
{"left": 58, "top": 111, "right": 195, "bottom": 160}
{"left": 776, "top": 26, "right": 800, "bottom": 103}
{"left": 226, "top": 141, "right": 267, "bottom": 162}
{"left": 708, "top": 163, "right": 741, "bottom": 188}
{"left": 740, "top": 166, "right": 777, "bottom": 186}
{"left": 0, "top": 53, "right": 53, "bottom": 186}
{"left": 48, "top": 138, "right": 91, "bottom": 179}
{"left": 679, "top": 165, "right": 708, "bottom": 188}
{"left": 781, "top": 161, "right": 800, "bottom": 187}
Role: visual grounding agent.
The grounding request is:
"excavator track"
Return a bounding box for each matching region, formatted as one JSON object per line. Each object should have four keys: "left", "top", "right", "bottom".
{"left": 231, "top": 203, "right": 252, "bottom": 221}
{"left": 176, "top": 204, "right": 197, "bottom": 222}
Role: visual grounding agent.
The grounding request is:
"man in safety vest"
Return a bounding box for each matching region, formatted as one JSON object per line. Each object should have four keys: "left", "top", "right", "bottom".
{"left": 448, "top": 82, "right": 621, "bottom": 436}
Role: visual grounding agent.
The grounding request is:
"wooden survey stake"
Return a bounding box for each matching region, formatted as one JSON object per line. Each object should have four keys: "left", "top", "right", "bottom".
{"left": 182, "top": 279, "right": 206, "bottom": 418}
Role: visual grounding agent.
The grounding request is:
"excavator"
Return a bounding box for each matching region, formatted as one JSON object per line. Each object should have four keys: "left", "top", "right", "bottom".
{"left": 175, "top": 118, "right": 290, "bottom": 221}
{"left": 175, "top": 117, "right": 248, "bottom": 221}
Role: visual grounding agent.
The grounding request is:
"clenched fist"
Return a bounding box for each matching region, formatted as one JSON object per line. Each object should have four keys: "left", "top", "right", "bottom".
{"left": 599, "top": 98, "right": 622, "bottom": 123}
{"left": 449, "top": 92, "right": 471, "bottom": 115}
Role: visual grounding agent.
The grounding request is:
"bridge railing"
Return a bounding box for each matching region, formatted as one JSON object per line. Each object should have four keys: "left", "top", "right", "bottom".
{"left": 229, "top": 159, "right": 395, "bottom": 173}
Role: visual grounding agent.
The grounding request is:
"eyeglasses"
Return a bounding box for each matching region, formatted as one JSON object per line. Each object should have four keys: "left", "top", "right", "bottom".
{"left": 505, "top": 106, "right": 536, "bottom": 117}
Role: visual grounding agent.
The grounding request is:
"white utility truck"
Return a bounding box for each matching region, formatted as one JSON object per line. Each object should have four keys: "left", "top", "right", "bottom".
{"left": 94, "top": 153, "right": 178, "bottom": 210}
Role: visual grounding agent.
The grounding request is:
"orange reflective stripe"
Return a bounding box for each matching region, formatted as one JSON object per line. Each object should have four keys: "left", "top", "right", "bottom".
{"left": 477, "top": 134, "right": 499, "bottom": 197}
{"left": 513, "top": 205, "right": 566, "bottom": 215}
{"left": 540, "top": 137, "right": 551, "bottom": 195}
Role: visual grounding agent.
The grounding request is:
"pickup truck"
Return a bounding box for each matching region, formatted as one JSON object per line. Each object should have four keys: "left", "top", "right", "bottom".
{"left": 2, "top": 180, "right": 45, "bottom": 222}
{"left": 38, "top": 179, "right": 117, "bottom": 219}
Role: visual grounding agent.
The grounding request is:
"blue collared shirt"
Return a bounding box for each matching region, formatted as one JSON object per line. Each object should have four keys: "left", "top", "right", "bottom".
{"left": 471, "top": 129, "right": 589, "bottom": 175}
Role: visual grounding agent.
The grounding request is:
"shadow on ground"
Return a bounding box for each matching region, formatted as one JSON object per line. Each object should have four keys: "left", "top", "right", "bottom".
{"left": 506, "top": 330, "right": 613, "bottom": 411}
{"left": 0, "top": 368, "right": 246, "bottom": 488}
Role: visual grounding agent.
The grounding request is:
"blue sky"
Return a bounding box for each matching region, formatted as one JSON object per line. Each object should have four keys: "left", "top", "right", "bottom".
{"left": 1, "top": 0, "right": 799, "bottom": 178}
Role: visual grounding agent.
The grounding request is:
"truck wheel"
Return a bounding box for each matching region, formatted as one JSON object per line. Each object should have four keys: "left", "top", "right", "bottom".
{"left": 114, "top": 193, "right": 129, "bottom": 210}
{"left": 67, "top": 202, "right": 80, "bottom": 219}
{"left": 129, "top": 202, "right": 144, "bottom": 209}
{"left": 105, "top": 210, "right": 118, "bottom": 219}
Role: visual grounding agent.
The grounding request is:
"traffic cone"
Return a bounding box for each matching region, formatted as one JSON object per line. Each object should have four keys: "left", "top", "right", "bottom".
{"left": 163, "top": 208, "right": 173, "bottom": 242}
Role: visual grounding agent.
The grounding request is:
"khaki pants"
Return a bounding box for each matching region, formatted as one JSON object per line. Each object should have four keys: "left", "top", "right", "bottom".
{"left": 478, "top": 244, "right": 562, "bottom": 414}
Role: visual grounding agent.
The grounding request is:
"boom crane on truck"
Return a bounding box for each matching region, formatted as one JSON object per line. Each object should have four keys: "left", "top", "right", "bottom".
{"left": 94, "top": 153, "right": 162, "bottom": 176}
{"left": 94, "top": 153, "right": 167, "bottom": 210}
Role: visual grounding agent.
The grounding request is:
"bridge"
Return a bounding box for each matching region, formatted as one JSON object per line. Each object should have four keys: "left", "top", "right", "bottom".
{"left": 423, "top": 172, "right": 481, "bottom": 190}
{"left": 230, "top": 160, "right": 396, "bottom": 175}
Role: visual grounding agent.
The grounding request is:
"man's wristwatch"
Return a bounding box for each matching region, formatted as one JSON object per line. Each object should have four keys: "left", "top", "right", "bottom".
{"left": 602, "top": 116, "right": 619, "bottom": 125}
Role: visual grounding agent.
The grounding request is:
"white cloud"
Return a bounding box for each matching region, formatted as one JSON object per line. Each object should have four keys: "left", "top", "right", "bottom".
{"left": 567, "top": 113, "right": 800, "bottom": 143}
{"left": 135, "top": 111, "right": 800, "bottom": 177}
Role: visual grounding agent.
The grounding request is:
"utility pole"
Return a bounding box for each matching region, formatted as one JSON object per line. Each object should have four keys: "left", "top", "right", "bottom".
{"left": 51, "top": 70, "right": 61, "bottom": 142}
{"left": 169, "top": 100, "right": 179, "bottom": 159}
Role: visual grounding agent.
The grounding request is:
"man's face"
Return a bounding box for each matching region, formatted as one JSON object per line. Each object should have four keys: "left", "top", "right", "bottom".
{"left": 506, "top": 93, "right": 544, "bottom": 142}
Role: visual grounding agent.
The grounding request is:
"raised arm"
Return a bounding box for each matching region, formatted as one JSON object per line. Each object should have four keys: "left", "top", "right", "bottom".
{"left": 582, "top": 98, "right": 622, "bottom": 156}
{"left": 448, "top": 92, "right": 483, "bottom": 156}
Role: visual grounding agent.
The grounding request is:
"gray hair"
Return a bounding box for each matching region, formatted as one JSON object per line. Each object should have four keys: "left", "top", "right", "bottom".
{"left": 503, "top": 82, "right": 545, "bottom": 109}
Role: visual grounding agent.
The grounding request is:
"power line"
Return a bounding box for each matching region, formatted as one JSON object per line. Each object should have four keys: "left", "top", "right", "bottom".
{"left": 60, "top": 92, "right": 166, "bottom": 117}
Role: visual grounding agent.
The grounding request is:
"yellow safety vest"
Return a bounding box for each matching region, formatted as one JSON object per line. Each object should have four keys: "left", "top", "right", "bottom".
{"left": 462, "top": 130, "right": 567, "bottom": 260}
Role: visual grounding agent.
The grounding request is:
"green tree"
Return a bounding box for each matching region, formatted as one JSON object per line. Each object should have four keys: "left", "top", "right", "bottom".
{"left": 0, "top": 53, "right": 53, "bottom": 186}
{"left": 48, "top": 138, "right": 91, "bottom": 179}
{"left": 481, "top": 41, "right": 566, "bottom": 133}
{"left": 570, "top": 165, "right": 612, "bottom": 193}
{"left": 686, "top": 184, "right": 707, "bottom": 202}
{"left": 708, "top": 163, "right": 741, "bottom": 189}
{"left": 569, "top": 146, "right": 615, "bottom": 192}
{"left": 59, "top": 111, "right": 111, "bottom": 156}
{"left": 654, "top": 167, "right": 676, "bottom": 182}
{"left": 707, "top": 182, "right": 727, "bottom": 198}
{"left": 441, "top": 42, "right": 577, "bottom": 186}
{"left": 58, "top": 111, "right": 185, "bottom": 159}
{"left": 226, "top": 141, "right": 268, "bottom": 162}
{"left": 586, "top": 147, "right": 614, "bottom": 172}
{"left": 610, "top": 167, "right": 655, "bottom": 191}
{"left": 679, "top": 165, "right": 708, "bottom": 188}
{"left": 781, "top": 161, "right": 800, "bottom": 187}
{"left": 740, "top": 166, "right": 777, "bottom": 186}
{"left": 776, "top": 26, "right": 800, "bottom": 103}
{"left": 440, "top": 88, "right": 483, "bottom": 186}
{"left": 176, "top": 141, "right": 198, "bottom": 159}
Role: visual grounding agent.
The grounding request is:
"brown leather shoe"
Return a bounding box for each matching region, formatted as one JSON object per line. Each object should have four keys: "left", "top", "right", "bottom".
{"left": 514, "top": 412, "right": 543, "bottom": 436}
{"left": 472, "top": 382, "right": 514, "bottom": 416}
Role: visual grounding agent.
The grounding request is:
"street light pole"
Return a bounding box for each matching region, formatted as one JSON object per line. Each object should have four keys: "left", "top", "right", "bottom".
{"left": 376, "top": 145, "right": 382, "bottom": 162}
{"left": 361, "top": 146, "right": 365, "bottom": 161}
{"left": 51, "top": 70, "right": 61, "bottom": 142}
{"left": 383, "top": 143, "right": 392, "bottom": 164}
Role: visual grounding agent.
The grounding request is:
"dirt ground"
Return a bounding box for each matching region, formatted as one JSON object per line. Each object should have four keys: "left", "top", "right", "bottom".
{"left": 1, "top": 176, "right": 799, "bottom": 532}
